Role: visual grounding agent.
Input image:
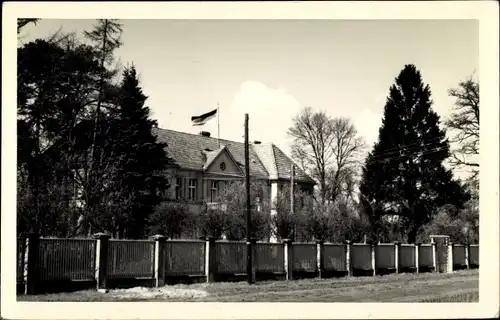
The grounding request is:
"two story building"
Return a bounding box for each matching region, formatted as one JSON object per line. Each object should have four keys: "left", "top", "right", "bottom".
{"left": 154, "top": 128, "right": 316, "bottom": 213}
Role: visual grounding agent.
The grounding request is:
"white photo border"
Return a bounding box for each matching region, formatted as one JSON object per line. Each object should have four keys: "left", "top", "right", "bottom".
{"left": 2, "top": 1, "right": 498, "bottom": 319}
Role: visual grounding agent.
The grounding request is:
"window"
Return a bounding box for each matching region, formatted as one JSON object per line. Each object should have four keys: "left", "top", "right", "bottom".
{"left": 219, "top": 162, "right": 226, "bottom": 171}
{"left": 175, "top": 177, "right": 184, "bottom": 200}
{"left": 219, "top": 181, "right": 226, "bottom": 193}
{"left": 210, "top": 180, "right": 218, "bottom": 202}
{"left": 255, "top": 196, "right": 261, "bottom": 212}
{"left": 188, "top": 179, "right": 197, "bottom": 201}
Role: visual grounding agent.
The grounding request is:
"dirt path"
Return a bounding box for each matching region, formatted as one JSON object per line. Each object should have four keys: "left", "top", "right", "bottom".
{"left": 182, "top": 271, "right": 478, "bottom": 302}
{"left": 18, "top": 270, "right": 478, "bottom": 302}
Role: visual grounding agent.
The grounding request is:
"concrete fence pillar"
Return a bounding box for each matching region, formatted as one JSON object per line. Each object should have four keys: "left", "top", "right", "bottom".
{"left": 394, "top": 241, "right": 401, "bottom": 274}
{"left": 345, "top": 240, "right": 352, "bottom": 277}
{"left": 94, "top": 233, "right": 110, "bottom": 293}
{"left": 465, "top": 243, "right": 470, "bottom": 270}
{"left": 447, "top": 242, "right": 454, "bottom": 273}
{"left": 316, "top": 240, "right": 324, "bottom": 279}
{"left": 24, "top": 233, "right": 40, "bottom": 295}
{"left": 371, "top": 242, "right": 377, "bottom": 276}
{"left": 283, "top": 239, "right": 293, "bottom": 280}
{"left": 203, "top": 238, "right": 210, "bottom": 283}
{"left": 150, "top": 234, "right": 166, "bottom": 287}
{"left": 414, "top": 243, "right": 420, "bottom": 274}
{"left": 431, "top": 242, "right": 437, "bottom": 273}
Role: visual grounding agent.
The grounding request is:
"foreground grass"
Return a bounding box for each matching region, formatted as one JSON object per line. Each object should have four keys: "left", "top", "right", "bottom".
{"left": 18, "top": 269, "right": 478, "bottom": 302}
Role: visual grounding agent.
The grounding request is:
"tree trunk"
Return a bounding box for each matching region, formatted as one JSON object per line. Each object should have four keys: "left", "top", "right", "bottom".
{"left": 86, "top": 20, "right": 109, "bottom": 231}
{"left": 407, "top": 227, "right": 417, "bottom": 244}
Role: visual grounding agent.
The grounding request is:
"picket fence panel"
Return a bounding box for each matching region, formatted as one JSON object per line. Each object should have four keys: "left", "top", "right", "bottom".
{"left": 419, "top": 244, "right": 433, "bottom": 267}
{"left": 165, "top": 240, "right": 206, "bottom": 276}
{"left": 452, "top": 245, "right": 466, "bottom": 266}
{"left": 375, "top": 244, "right": 395, "bottom": 269}
{"left": 399, "top": 244, "right": 416, "bottom": 269}
{"left": 255, "top": 242, "right": 285, "bottom": 273}
{"left": 215, "top": 241, "right": 247, "bottom": 274}
{"left": 292, "top": 243, "right": 317, "bottom": 272}
{"left": 17, "top": 238, "right": 26, "bottom": 284}
{"left": 351, "top": 244, "right": 372, "bottom": 270}
{"left": 107, "top": 240, "right": 155, "bottom": 279}
{"left": 37, "top": 238, "right": 96, "bottom": 281}
{"left": 469, "top": 245, "right": 479, "bottom": 266}
{"left": 323, "top": 244, "right": 346, "bottom": 271}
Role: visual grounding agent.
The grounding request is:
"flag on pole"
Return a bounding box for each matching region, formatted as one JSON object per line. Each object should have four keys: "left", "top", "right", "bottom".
{"left": 191, "top": 109, "right": 217, "bottom": 126}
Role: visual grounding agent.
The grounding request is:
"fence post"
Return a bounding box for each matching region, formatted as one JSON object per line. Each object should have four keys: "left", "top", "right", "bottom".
{"left": 283, "top": 239, "right": 293, "bottom": 280}
{"left": 316, "top": 240, "right": 324, "bottom": 279}
{"left": 251, "top": 238, "right": 258, "bottom": 283}
{"left": 465, "top": 242, "right": 470, "bottom": 270}
{"left": 150, "top": 234, "right": 166, "bottom": 287}
{"left": 345, "top": 240, "right": 352, "bottom": 277}
{"left": 393, "top": 241, "right": 400, "bottom": 274}
{"left": 94, "top": 232, "right": 110, "bottom": 293}
{"left": 207, "top": 237, "right": 217, "bottom": 283}
{"left": 447, "top": 242, "right": 454, "bottom": 273}
{"left": 414, "top": 243, "right": 420, "bottom": 274}
{"left": 431, "top": 242, "right": 437, "bottom": 273}
{"left": 24, "top": 233, "right": 39, "bottom": 295}
{"left": 371, "top": 241, "right": 377, "bottom": 276}
{"left": 203, "top": 238, "right": 210, "bottom": 283}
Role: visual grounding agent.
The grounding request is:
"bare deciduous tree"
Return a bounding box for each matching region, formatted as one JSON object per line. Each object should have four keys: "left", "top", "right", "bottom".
{"left": 288, "top": 107, "right": 365, "bottom": 204}
{"left": 326, "top": 118, "right": 365, "bottom": 203}
{"left": 446, "top": 76, "right": 479, "bottom": 178}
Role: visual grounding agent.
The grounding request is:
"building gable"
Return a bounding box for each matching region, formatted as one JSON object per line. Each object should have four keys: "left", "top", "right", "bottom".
{"left": 204, "top": 146, "right": 243, "bottom": 176}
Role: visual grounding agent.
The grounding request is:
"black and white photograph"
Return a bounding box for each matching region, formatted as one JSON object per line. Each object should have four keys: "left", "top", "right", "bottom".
{"left": 2, "top": 1, "right": 499, "bottom": 319}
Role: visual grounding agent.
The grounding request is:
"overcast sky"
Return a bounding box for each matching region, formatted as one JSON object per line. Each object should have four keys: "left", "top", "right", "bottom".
{"left": 19, "top": 19, "right": 478, "bottom": 177}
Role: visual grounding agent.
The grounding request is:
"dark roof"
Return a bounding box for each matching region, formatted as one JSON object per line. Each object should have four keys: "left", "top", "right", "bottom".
{"left": 153, "top": 128, "right": 315, "bottom": 184}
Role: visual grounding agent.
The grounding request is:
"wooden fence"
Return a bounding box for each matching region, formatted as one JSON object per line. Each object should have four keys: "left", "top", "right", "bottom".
{"left": 17, "top": 234, "right": 479, "bottom": 295}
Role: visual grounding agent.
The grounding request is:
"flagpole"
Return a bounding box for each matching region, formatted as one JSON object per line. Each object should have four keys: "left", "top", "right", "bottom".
{"left": 217, "top": 102, "right": 221, "bottom": 148}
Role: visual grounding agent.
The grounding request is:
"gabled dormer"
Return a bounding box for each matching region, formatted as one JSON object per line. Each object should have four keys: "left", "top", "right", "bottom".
{"left": 202, "top": 145, "right": 244, "bottom": 177}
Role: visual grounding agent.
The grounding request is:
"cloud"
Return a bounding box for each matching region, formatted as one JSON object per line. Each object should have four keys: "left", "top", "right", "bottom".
{"left": 228, "top": 83, "right": 384, "bottom": 156}
{"left": 354, "top": 109, "right": 383, "bottom": 147}
{"left": 228, "top": 81, "right": 302, "bottom": 153}
{"left": 231, "top": 81, "right": 301, "bottom": 114}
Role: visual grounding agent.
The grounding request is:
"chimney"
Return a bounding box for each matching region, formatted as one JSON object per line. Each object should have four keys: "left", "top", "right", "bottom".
{"left": 199, "top": 131, "right": 211, "bottom": 137}
{"left": 253, "top": 140, "right": 261, "bottom": 145}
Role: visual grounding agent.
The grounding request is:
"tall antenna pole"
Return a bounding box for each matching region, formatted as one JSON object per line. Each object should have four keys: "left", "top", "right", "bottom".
{"left": 217, "top": 103, "right": 221, "bottom": 148}
{"left": 244, "top": 113, "right": 254, "bottom": 284}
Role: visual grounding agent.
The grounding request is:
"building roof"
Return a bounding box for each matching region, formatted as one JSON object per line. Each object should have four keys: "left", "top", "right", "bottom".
{"left": 153, "top": 128, "right": 315, "bottom": 184}
{"left": 202, "top": 146, "right": 226, "bottom": 170}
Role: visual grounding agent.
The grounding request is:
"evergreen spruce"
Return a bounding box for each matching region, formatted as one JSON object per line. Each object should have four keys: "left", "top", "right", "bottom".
{"left": 360, "top": 64, "right": 469, "bottom": 243}
{"left": 106, "top": 66, "right": 175, "bottom": 238}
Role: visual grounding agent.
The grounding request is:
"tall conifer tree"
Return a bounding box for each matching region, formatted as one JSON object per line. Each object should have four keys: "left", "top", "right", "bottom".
{"left": 360, "top": 64, "right": 469, "bottom": 243}
{"left": 83, "top": 19, "right": 124, "bottom": 233}
{"left": 105, "top": 66, "right": 175, "bottom": 238}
